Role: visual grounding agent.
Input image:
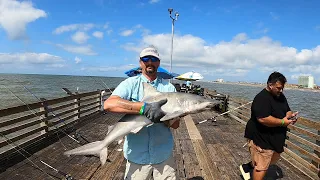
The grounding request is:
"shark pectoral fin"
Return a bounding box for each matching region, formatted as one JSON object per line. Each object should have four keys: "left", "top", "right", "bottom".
{"left": 130, "top": 126, "right": 144, "bottom": 134}
{"left": 100, "top": 147, "right": 108, "bottom": 166}
{"left": 160, "top": 111, "right": 184, "bottom": 121}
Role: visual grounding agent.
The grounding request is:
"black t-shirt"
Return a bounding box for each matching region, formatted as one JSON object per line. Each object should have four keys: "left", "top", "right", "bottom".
{"left": 244, "top": 88, "right": 291, "bottom": 153}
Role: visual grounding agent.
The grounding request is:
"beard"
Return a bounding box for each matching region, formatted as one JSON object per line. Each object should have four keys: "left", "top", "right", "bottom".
{"left": 146, "top": 65, "right": 156, "bottom": 74}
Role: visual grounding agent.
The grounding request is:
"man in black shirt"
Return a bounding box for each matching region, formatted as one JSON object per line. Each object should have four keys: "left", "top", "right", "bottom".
{"left": 240, "top": 72, "right": 298, "bottom": 180}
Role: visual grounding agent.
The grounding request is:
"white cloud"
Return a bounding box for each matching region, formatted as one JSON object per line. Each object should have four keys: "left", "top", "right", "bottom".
{"left": 53, "top": 23, "right": 95, "bottom": 34}
{"left": 122, "top": 33, "right": 320, "bottom": 77}
{"left": 103, "top": 22, "right": 109, "bottom": 29}
{"left": 0, "top": 52, "right": 65, "bottom": 66}
{"left": 106, "top": 29, "right": 113, "bottom": 35}
{"left": 71, "top": 31, "right": 90, "bottom": 44}
{"left": 0, "top": 0, "right": 47, "bottom": 40}
{"left": 81, "top": 64, "right": 136, "bottom": 72}
{"left": 316, "top": 25, "right": 320, "bottom": 31}
{"left": 291, "top": 73, "right": 312, "bottom": 80}
{"left": 120, "top": 29, "right": 134, "bottom": 36}
{"left": 92, "top": 31, "right": 104, "bottom": 39}
{"left": 119, "top": 25, "right": 150, "bottom": 37}
{"left": 149, "top": 0, "right": 160, "bottom": 4}
{"left": 75, "top": 56, "right": 81, "bottom": 64}
{"left": 270, "top": 12, "right": 279, "bottom": 20}
{"left": 56, "top": 44, "right": 97, "bottom": 55}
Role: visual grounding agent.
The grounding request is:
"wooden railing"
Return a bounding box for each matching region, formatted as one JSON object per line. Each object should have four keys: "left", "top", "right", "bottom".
{"left": 0, "top": 89, "right": 112, "bottom": 161}
{"left": 227, "top": 97, "right": 320, "bottom": 180}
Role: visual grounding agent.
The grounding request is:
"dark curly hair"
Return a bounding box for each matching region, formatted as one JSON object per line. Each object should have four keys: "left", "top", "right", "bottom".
{"left": 267, "top": 71, "right": 287, "bottom": 85}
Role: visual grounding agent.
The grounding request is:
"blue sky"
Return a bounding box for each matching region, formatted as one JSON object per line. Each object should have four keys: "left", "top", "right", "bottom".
{"left": 0, "top": 0, "right": 320, "bottom": 84}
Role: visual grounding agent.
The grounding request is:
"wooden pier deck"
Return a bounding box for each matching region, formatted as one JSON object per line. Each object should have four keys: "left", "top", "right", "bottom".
{"left": 0, "top": 110, "right": 312, "bottom": 180}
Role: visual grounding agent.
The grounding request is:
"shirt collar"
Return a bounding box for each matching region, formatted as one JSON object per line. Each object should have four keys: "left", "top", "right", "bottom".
{"left": 140, "top": 74, "right": 161, "bottom": 86}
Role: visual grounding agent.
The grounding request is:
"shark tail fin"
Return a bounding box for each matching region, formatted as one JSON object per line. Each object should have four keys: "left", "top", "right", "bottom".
{"left": 100, "top": 147, "right": 108, "bottom": 166}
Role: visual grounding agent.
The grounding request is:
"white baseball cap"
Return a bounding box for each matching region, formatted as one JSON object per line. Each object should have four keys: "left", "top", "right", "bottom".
{"left": 139, "top": 46, "right": 160, "bottom": 60}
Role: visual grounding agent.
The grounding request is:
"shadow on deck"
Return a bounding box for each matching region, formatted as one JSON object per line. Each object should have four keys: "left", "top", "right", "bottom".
{"left": 0, "top": 110, "right": 312, "bottom": 180}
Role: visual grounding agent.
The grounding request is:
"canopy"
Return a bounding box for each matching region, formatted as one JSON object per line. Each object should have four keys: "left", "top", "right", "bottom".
{"left": 175, "top": 71, "right": 204, "bottom": 81}
{"left": 124, "top": 66, "right": 178, "bottom": 79}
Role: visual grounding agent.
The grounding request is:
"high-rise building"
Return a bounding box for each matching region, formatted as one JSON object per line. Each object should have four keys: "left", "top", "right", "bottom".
{"left": 298, "top": 76, "right": 315, "bottom": 89}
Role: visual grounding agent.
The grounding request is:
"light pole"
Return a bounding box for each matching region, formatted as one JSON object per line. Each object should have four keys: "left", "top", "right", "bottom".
{"left": 168, "top": 8, "right": 179, "bottom": 81}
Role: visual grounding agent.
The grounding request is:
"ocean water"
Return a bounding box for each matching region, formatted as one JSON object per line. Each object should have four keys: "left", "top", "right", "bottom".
{"left": 0, "top": 74, "right": 319, "bottom": 121}
{"left": 0, "top": 74, "right": 125, "bottom": 109}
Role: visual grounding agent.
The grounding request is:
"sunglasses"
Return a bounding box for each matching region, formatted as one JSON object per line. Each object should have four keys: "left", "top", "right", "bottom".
{"left": 140, "top": 56, "right": 160, "bottom": 62}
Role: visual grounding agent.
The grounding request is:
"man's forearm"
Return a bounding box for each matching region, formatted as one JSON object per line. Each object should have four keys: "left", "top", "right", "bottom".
{"left": 104, "top": 96, "right": 144, "bottom": 114}
{"left": 258, "top": 115, "right": 287, "bottom": 127}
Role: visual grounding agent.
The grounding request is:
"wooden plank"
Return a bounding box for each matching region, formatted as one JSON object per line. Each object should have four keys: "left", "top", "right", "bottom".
{"left": 0, "top": 119, "right": 42, "bottom": 136}
{"left": 283, "top": 147, "right": 319, "bottom": 179}
{"left": 0, "top": 103, "right": 42, "bottom": 118}
{"left": 46, "top": 106, "right": 80, "bottom": 121}
{"left": 183, "top": 115, "right": 220, "bottom": 179}
{"left": 0, "top": 126, "right": 45, "bottom": 148}
{"left": 296, "top": 117, "right": 320, "bottom": 131}
{"left": 44, "top": 90, "right": 100, "bottom": 106}
{"left": 285, "top": 140, "right": 320, "bottom": 165}
{"left": 91, "top": 144, "right": 125, "bottom": 180}
{"left": 49, "top": 101, "right": 78, "bottom": 112}
{"left": 0, "top": 112, "right": 45, "bottom": 128}
{"left": 287, "top": 132, "right": 320, "bottom": 154}
{"left": 0, "top": 133, "right": 46, "bottom": 158}
{"left": 79, "top": 101, "right": 99, "bottom": 109}
{"left": 79, "top": 95, "right": 100, "bottom": 103}
{"left": 230, "top": 110, "right": 250, "bottom": 122}
{"left": 184, "top": 115, "right": 202, "bottom": 140}
{"left": 80, "top": 105, "right": 101, "bottom": 115}
{"left": 48, "top": 113, "right": 78, "bottom": 126}
{"left": 192, "top": 139, "right": 221, "bottom": 180}
{"left": 288, "top": 125, "right": 320, "bottom": 142}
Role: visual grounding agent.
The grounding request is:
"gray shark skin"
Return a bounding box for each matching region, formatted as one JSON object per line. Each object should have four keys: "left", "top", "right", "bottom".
{"left": 64, "top": 82, "right": 220, "bottom": 165}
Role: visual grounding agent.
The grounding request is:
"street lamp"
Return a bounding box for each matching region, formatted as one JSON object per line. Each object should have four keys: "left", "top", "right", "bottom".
{"left": 168, "top": 8, "right": 179, "bottom": 78}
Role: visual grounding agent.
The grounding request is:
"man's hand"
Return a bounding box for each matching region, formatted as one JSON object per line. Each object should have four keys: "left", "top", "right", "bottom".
{"left": 143, "top": 99, "right": 168, "bottom": 123}
{"left": 288, "top": 111, "right": 299, "bottom": 125}
{"left": 283, "top": 111, "right": 299, "bottom": 126}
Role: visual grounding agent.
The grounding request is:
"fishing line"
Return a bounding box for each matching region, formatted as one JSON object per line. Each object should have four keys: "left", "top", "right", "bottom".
{"left": 84, "top": 73, "right": 113, "bottom": 93}
{"left": 2, "top": 85, "right": 80, "bottom": 147}
{"left": 195, "top": 101, "right": 253, "bottom": 125}
{"left": 21, "top": 84, "right": 89, "bottom": 144}
{"left": 0, "top": 132, "right": 68, "bottom": 180}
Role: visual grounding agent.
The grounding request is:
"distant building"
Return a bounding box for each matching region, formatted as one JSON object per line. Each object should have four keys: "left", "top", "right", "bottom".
{"left": 298, "top": 76, "right": 315, "bottom": 89}
{"left": 216, "top": 78, "right": 224, "bottom": 82}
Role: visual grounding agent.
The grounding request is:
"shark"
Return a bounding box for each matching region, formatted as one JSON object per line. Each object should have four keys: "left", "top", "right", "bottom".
{"left": 64, "top": 82, "right": 221, "bottom": 165}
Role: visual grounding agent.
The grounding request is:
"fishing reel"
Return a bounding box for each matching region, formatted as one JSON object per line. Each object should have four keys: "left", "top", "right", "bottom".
{"left": 62, "top": 174, "right": 73, "bottom": 180}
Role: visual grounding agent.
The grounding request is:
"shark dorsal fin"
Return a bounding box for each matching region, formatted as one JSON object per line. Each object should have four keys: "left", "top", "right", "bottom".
{"left": 142, "top": 82, "right": 161, "bottom": 99}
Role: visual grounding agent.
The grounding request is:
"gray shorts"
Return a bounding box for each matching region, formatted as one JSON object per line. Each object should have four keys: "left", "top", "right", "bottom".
{"left": 124, "top": 155, "right": 177, "bottom": 180}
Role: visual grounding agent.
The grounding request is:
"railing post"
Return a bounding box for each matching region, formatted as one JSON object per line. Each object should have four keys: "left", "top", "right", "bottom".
{"left": 74, "top": 94, "right": 80, "bottom": 122}
{"left": 223, "top": 95, "right": 229, "bottom": 113}
{"left": 39, "top": 102, "right": 48, "bottom": 135}
{"left": 100, "top": 90, "right": 106, "bottom": 111}
{"left": 312, "top": 130, "right": 320, "bottom": 170}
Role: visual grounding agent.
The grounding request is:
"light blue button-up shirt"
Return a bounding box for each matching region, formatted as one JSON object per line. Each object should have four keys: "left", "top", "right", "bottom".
{"left": 111, "top": 74, "right": 177, "bottom": 164}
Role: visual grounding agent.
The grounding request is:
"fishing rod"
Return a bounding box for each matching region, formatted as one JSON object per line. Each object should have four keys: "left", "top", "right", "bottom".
{"left": 40, "top": 160, "right": 73, "bottom": 180}
{"left": 84, "top": 73, "right": 113, "bottom": 93}
{"left": 2, "top": 85, "right": 80, "bottom": 146}
{"left": 21, "top": 85, "right": 89, "bottom": 144}
{"left": 0, "top": 132, "right": 73, "bottom": 180}
{"left": 195, "top": 101, "right": 253, "bottom": 125}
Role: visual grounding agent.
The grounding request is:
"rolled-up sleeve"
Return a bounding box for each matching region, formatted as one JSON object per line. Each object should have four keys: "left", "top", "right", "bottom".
{"left": 112, "top": 79, "right": 132, "bottom": 100}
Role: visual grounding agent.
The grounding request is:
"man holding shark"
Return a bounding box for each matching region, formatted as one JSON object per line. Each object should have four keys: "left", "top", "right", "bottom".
{"left": 104, "top": 46, "right": 179, "bottom": 180}
{"left": 64, "top": 46, "right": 220, "bottom": 179}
